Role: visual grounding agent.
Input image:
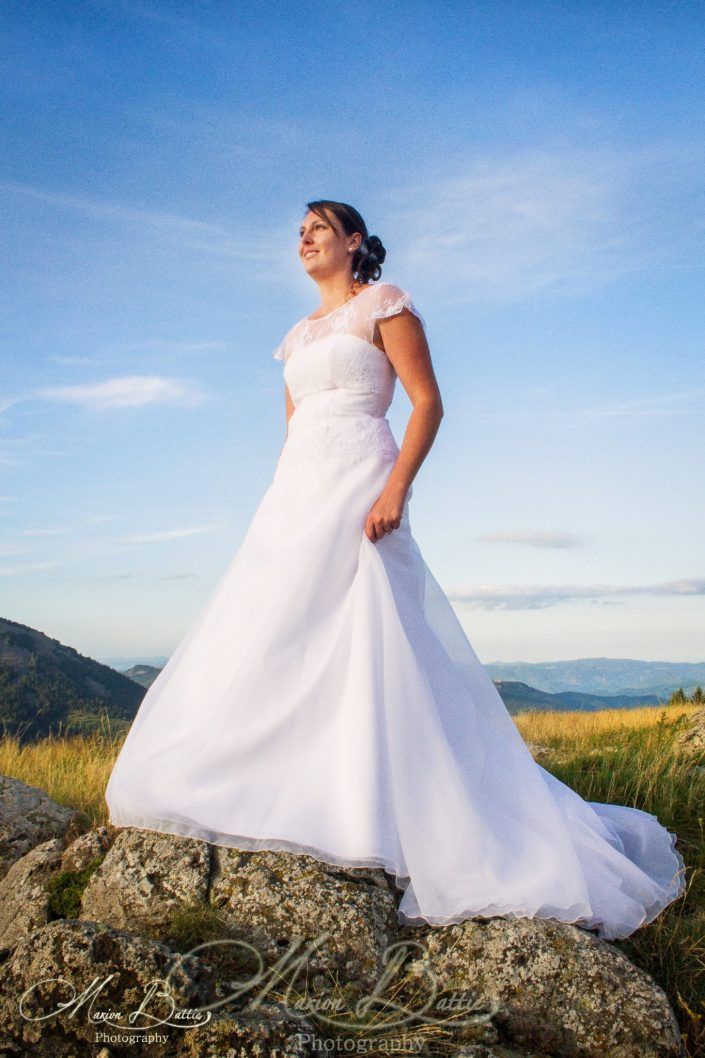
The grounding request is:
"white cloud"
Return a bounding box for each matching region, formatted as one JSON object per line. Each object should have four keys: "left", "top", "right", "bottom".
{"left": 0, "top": 560, "right": 64, "bottom": 576}
{"left": 120, "top": 524, "right": 219, "bottom": 544}
{"left": 18, "top": 527, "right": 72, "bottom": 537}
{"left": 48, "top": 355, "right": 104, "bottom": 366}
{"left": 478, "top": 531, "right": 584, "bottom": 548}
{"left": 0, "top": 397, "right": 23, "bottom": 417}
{"left": 118, "top": 339, "right": 229, "bottom": 358}
{"left": 36, "top": 375, "right": 207, "bottom": 408}
{"left": 448, "top": 577, "right": 705, "bottom": 611}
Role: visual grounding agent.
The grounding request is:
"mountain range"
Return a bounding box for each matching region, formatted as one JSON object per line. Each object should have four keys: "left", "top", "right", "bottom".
{"left": 0, "top": 617, "right": 700, "bottom": 742}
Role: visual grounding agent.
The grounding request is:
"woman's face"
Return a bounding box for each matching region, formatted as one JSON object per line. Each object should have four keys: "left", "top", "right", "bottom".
{"left": 298, "top": 210, "right": 361, "bottom": 279}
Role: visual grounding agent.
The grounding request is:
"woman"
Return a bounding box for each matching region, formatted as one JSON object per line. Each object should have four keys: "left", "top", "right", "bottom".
{"left": 106, "top": 199, "right": 686, "bottom": 940}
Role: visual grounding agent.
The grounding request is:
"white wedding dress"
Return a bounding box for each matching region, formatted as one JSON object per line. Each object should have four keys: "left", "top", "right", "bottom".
{"left": 105, "top": 280, "right": 686, "bottom": 940}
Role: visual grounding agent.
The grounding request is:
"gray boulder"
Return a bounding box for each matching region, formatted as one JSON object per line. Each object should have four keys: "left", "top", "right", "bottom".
{"left": 208, "top": 847, "right": 399, "bottom": 996}
{"left": 0, "top": 774, "right": 87, "bottom": 878}
{"left": 80, "top": 828, "right": 211, "bottom": 937}
{"left": 0, "top": 918, "right": 216, "bottom": 1057}
{"left": 60, "top": 824, "right": 112, "bottom": 873}
{"left": 677, "top": 707, "right": 705, "bottom": 754}
{"left": 404, "top": 917, "right": 685, "bottom": 1058}
{"left": 173, "top": 1000, "right": 316, "bottom": 1057}
{"left": 80, "top": 831, "right": 399, "bottom": 1000}
{"left": 0, "top": 836, "right": 65, "bottom": 951}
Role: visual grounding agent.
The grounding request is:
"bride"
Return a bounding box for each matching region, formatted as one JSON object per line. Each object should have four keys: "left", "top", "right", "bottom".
{"left": 106, "top": 198, "right": 686, "bottom": 941}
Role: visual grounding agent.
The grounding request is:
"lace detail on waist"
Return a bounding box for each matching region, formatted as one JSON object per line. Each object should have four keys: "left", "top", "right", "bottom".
{"left": 276, "top": 413, "right": 399, "bottom": 468}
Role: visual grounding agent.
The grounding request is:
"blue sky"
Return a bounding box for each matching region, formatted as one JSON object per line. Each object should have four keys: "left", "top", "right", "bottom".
{"left": 1, "top": 0, "right": 703, "bottom": 666}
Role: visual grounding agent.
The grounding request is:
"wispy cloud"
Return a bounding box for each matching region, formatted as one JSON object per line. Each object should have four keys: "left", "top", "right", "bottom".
{"left": 393, "top": 143, "right": 704, "bottom": 303}
{"left": 0, "top": 180, "right": 272, "bottom": 264}
{"left": 0, "top": 398, "right": 26, "bottom": 421}
{"left": 0, "top": 560, "right": 64, "bottom": 577}
{"left": 36, "top": 375, "right": 207, "bottom": 409}
{"left": 47, "top": 355, "right": 105, "bottom": 366}
{"left": 119, "top": 524, "right": 219, "bottom": 545}
{"left": 0, "top": 434, "right": 58, "bottom": 468}
{"left": 448, "top": 577, "right": 705, "bottom": 610}
{"left": 478, "top": 530, "right": 584, "bottom": 548}
{"left": 472, "top": 386, "right": 705, "bottom": 423}
{"left": 17, "top": 526, "right": 73, "bottom": 537}
{"left": 98, "top": 569, "right": 198, "bottom": 580}
{"left": 0, "top": 452, "right": 23, "bottom": 468}
{"left": 47, "top": 341, "right": 229, "bottom": 368}
{"left": 0, "top": 546, "right": 30, "bottom": 557}
{"left": 118, "top": 339, "right": 229, "bottom": 358}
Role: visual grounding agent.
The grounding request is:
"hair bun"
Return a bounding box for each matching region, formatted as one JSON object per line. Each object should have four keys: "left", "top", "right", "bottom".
{"left": 357, "top": 234, "right": 386, "bottom": 282}
{"left": 365, "top": 234, "right": 386, "bottom": 263}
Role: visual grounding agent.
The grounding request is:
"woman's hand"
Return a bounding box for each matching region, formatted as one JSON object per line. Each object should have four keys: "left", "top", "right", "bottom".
{"left": 364, "top": 483, "right": 408, "bottom": 542}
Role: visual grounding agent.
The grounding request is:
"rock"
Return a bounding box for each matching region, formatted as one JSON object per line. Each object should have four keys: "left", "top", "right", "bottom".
{"left": 174, "top": 1000, "right": 315, "bottom": 1057}
{"left": 208, "top": 848, "right": 399, "bottom": 998}
{"left": 0, "top": 836, "right": 65, "bottom": 952}
{"left": 404, "top": 917, "right": 685, "bottom": 1058}
{"left": 80, "top": 828, "right": 211, "bottom": 938}
{"left": 0, "top": 918, "right": 216, "bottom": 1057}
{"left": 676, "top": 708, "right": 705, "bottom": 754}
{"left": 60, "top": 825, "right": 113, "bottom": 873}
{"left": 449, "top": 1048, "right": 542, "bottom": 1058}
{"left": 0, "top": 775, "right": 87, "bottom": 878}
{"left": 525, "top": 743, "right": 551, "bottom": 762}
{"left": 1, "top": 825, "right": 121, "bottom": 938}
{"left": 0, "top": 816, "right": 686, "bottom": 1056}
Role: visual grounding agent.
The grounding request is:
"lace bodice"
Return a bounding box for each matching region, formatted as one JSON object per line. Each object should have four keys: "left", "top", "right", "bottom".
{"left": 272, "top": 282, "right": 426, "bottom": 468}
{"left": 273, "top": 281, "right": 425, "bottom": 364}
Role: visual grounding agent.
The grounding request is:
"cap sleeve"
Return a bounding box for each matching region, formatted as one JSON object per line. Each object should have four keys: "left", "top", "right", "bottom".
{"left": 370, "top": 282, "right": 426, "bottom": 331}
{"left": 273, "top": 328, "right": 292, "bottom": 361}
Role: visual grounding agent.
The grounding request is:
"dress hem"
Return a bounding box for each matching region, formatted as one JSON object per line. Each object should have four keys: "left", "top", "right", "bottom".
{"left": 106, "top": 809, "right": 687, "bottom": 942}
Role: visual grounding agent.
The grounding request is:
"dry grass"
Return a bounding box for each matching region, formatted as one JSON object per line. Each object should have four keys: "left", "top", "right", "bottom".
{"left": 0, "top": 711, "right": 123, "bottom": 827}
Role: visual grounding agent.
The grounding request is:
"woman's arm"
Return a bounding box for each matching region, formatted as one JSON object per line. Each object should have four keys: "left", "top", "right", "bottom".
{"left": 285, "top": 383, "right": 295, "bottom": 431}
{"left": 364, "top": 310, "right": 444, "bottom": 542}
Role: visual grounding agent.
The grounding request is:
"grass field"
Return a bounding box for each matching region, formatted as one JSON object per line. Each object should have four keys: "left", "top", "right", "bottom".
{"left": 1, "top": 703, "right": 703, "bottom": 1054}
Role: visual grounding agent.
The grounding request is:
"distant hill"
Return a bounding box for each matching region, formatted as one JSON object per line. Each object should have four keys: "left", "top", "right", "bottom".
{"left": 484, "top": 657, "right": 705, "bottom": 699}
{"left": 0, "top": 617, "right": 145, "bottom": 742}
{"left": 493, "top": 679, "right": 672, "bottom": 716}
{"left": 3, "top": 618, "right": 700, "bottom": 740}
{"left": 107, "top": 653, "right": 705, "bottom": 701}
{"left": 98, "top": 654, "right": 169, "bottom": 671}
{"left": 121, "top": 664, "right": 162, "bottom": 689}
{"left": 116, "top": 662, "right": 679, "bottom": 716}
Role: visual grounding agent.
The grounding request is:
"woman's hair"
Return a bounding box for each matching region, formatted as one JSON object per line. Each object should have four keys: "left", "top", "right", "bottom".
{"left": 305, "top": 199, "right": 386, "bottom": 284}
